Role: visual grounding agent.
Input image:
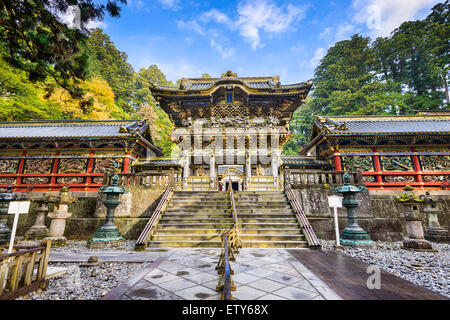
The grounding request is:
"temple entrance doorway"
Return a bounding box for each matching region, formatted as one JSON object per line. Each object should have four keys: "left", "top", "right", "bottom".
{"left": 218, "top": 165, "right": 244, "bottom": 191}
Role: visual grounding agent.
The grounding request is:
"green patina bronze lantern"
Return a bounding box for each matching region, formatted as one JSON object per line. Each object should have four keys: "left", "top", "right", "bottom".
{"left": 0, "top": 185, "right": 21, "bottom": 245}
{"left": 335, "top": 173, "right": 375, "bottom": 247}
{"left": 87, "top": 174, "right": 128, "bottom": 248}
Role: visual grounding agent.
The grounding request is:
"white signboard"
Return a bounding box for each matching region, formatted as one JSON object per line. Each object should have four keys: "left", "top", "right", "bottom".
{"left": 8, "top": 201, "right": 31, "bottom": 215}
{"left": 7, "top": 201, "right": 30, "bottom": 254}
{"left": 327, "top": 195, "right": 343, "bottom": 247}
{"left": 327, "top": 195, "right": 342, "bottom": 208}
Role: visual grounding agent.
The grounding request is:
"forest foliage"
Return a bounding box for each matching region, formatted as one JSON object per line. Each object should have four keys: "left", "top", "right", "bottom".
{"left": 283, "top": 1, "right": 449, "bottom": 155}
{"left": 0, "top": 1, "right": 447, "bottom": 156}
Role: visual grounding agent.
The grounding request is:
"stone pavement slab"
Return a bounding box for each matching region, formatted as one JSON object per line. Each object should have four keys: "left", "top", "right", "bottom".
{"left": 288, "top": 249, "right": 448, "bottom": 300}
{"left": 102, "top": 248, "right": 341, "bottom": 300}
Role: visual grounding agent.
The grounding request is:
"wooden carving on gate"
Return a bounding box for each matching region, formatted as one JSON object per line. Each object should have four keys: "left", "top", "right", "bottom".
{"left": 256, "top": 164, "right": 264, "bottom": 176}
{"left": 380, "top": 156, "right": 413, "bottom": 171}
{"left": 195, "top": 165, "right": 206, "bottom": 177}
{"left": 58, "top": 158, "right": 88, "bottom": 173}
{"left": 24, "top": 159, "right": 53, "bottom": 173}
{"left": 420, "top": 156, "right": 450, "bottom": 171}
{"left": 0, "top": 159, "right": 19, "bottom": 173}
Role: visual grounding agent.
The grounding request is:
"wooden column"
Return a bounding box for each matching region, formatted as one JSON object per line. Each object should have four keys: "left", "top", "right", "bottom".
{"left": 50, "top": 151, "right": 60, "bottom": 191}
{"left": 372, "top": 147, "right": 383, "bottom": 187}
{"left": 411, "top": 147, "right": 423, "bottom": 189}
{"left": 86, "top": 150, "right": 95, "bottom": 190}
{"left": 16, "top": 151, "right": 27, "bottom": 190}
{"left": 122, "top": 151, "right": 130, "bottom": 173}
{"left": 333, "top": 151, "right": 342, "bottom": 171}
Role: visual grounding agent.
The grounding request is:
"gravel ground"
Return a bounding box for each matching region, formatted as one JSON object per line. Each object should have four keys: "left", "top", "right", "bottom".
{"left": 17, "top": 262, "right": 144, "bottom": 300}
{"left": 16, "top": 240, "right": 142, "bottom": 300}
{"left": 17, "top": 239, "right": 136, "bottom": 253}
{"left": 320, "top": 239, "right": 450, "bottom": 298}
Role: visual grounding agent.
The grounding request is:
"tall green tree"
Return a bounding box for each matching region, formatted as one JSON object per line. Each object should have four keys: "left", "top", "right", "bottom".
{"left": 0, "top": 47, "right": 62, "bottom": 121}
{"left": 0, "top": 0, "right": 126, "bottom": 104}
{"left": 133, "top": 65, "right": 175, "bottom": 155}
{"left": 87, "top": 28, "right": 136, "bottom": 113}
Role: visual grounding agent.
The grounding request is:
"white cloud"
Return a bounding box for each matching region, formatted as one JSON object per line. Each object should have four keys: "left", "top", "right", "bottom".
{"left": 352, "top": 0, "right": 439, "bottom": 37}
{"left": 236, "top": 0, "right": 308, "bottom": 50}
{"left": 319, "top": 27, "right": 332, "bottom": 39}
{"left": 201, "top": 9, "right": 233, "bottom": 26}
{"left": 158, "top": 0, "right": 181, "bottom": 10}
{"left": 310, "top": 47, "right": 326, "bottom": 68}
{"left": 209, "top": 37, "right": 236, "bottom": 60}
{"left": 157, "top": 61, "right": 202, "bottom": 82}
{"left": 57, "top": 5, "right": 107, "bottom": 30}
{"left": 176, "top": 20, "right": 205, "bottom": 35}
{"left": 319, "top": 24, "right": 357, "bottom": 43}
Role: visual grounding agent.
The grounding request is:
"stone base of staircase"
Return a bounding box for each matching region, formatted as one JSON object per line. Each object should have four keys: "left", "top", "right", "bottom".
{"left": 146, "top": 191, "right": 308, "bottom": 249}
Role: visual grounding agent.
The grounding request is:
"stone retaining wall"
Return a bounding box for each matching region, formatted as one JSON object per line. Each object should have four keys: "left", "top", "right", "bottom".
{"left": 11, "top": 187, "right": 166, "bottom": 240}
{"left": 291, "top": 186, "right": 450, "bottom": 241}
{"left": 8, "top": 186, "right": 450, "bottom": 242}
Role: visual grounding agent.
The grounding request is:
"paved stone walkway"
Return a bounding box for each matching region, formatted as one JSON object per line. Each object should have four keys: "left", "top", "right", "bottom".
{"left": 100, "top": 248, "right": 341, "bottom": 300}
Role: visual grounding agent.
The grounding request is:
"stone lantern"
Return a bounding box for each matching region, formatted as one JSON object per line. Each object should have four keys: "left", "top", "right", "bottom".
{"left": 421, "top": 192, "right": 449, "bottom": 242}
{"left": 0, "top": 185, "right": 22, "bottom": 245}
{"left": 45, "top": 186, "right": 77, "bottom": 247}
{"left": 87, "top": 174, "right": 127, "bottom": 249}
{"left": 334, "top": 172, "right": 375, "bottom": 247}
{"left": 395, "top": 185, "right": 433, "bottom": 250}
{"left": 24, "top": 194, "right": 52, "bottom": 240}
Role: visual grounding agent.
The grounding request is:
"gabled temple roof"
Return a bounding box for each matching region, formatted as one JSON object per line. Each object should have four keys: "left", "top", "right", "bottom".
{"left": 313, "top": 115, "right": 450, "bottom": 135}
{"left": 280, "top": 156, "right": 330, "bottom": 168}
{"left": 300, "top": 114, "right": 450, "bottom": 155}
{"left": 149, "top": 70, "right": 311, "bottom": 96}
{"left": 149, "top": 71, "right": 312, "bottom": 126}
{"left": 0, "top": 119, "right": 163, "bottom": 155}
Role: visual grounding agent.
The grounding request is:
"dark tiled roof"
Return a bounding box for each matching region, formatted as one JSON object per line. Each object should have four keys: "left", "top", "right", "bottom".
{"left": 0, "top": 120, "right": 149, "bottom": 139}
{"left": 315, "top": 115, "right": 450, "bottom": 135}
{"left": 133, "top": 158, "right": 181, "bottom": 167}
{"left": 280, "top": 156, "right": 329, "bottom": 167}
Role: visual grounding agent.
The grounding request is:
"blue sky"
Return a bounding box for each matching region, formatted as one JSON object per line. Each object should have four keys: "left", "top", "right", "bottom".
{"left": 96, "top": 0, "right": 440, "bottom": 84}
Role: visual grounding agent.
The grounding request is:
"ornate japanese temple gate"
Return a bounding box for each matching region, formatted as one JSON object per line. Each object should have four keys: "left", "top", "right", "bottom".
{"left": 133, "top": 70, "right": 328, "bottom": 190}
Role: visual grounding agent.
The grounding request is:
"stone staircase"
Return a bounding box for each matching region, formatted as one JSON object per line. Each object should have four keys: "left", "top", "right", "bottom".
{"left": 146, "top": 190, "right": 307, "bottom": 248}
{"left": 235, "top": 191, "right": 307, "bottom": 248}
{"left": 147, "top": 191, "right": 231, "bottom": 248}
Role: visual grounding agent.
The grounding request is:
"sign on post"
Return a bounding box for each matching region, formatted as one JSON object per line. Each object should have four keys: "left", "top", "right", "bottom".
{"left": 327, "top": 195, "right": 343, "bottom": 247}
{"left": 7, "top": 201, "right": 30, "bottom": 254}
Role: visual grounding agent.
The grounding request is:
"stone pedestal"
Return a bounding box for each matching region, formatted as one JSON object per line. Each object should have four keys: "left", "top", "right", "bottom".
{"left": 25, "top": 201, "right": 50, "bottom": 240}
{"left": 402, "top": 208, "right": 433, "bottom": 251}
{"left": 44, "top": 187, "right": 76, "bottom": 247}
{"left": 396, "top": 186, "right": 434, "bottom": 251}
{"left": 46, "top": 204, "right": 72, "bottom": 247}
{"left": 423, "top": 198, "right": 449, "bottom": 243}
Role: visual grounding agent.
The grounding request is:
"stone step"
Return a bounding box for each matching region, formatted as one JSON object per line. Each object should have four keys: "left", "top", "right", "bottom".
{"left": 160, "top": 217, "right": 234, "bottom": 223}
{"left": 240, "top": 222, "right": 299, "bottom": 228}
{"left": 233, "top": 209, "right": 293, "bottom": 214}
{"left": 147, "top": 240, "right": 222, "bottom": 248}
{"left": 157, "top": 222, "right": 234, "bottom": 229}
{"left": 241, "top": 240, "right": 308, "bottom": 248}
{"left": 170, "top": 199, "right": 230, "bottom": 204}
{"left": 168, "top": 204, "right": 231, "bottom": 210}
{"left": 154, "top": 228, "right": 238, "bottom": 235}
{"left": 238, "top": 218, "right": 298, "bottom": 223}
{"left": 240, "top": 234, "right": 305, "bottom": 241}
{"left": 163, "top": 213, "right": 293, "bottom": 219}
{"left": 166, "top": 209, "right": 231, "bottom": 214}
{"left": 239, "top": 228, "right": 303, "bottom": 235}
{"left": 235, "top": 205, "right": 292, "bottom": 209}
{"left": 151, "top": 233, "right": 305, "bottom": 242}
